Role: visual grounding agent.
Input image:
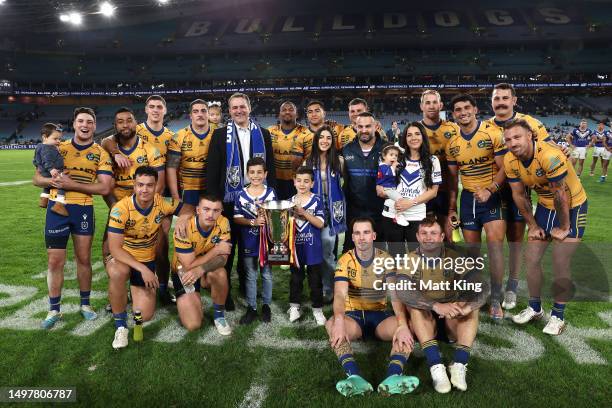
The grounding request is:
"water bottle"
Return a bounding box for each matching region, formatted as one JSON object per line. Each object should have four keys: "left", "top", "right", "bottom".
{"left": 178, "top": 265, "right": 195, "bottom": 294}
{"left": 133, "top": 310, "right": 143, "bottom": 342}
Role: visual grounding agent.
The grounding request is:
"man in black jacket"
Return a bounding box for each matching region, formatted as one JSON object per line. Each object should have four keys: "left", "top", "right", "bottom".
{"left": 206, "top": 92, "right": 276, "bottom": 309}
{"left": 342, "top": 112, "right": 384, "bottom": 252}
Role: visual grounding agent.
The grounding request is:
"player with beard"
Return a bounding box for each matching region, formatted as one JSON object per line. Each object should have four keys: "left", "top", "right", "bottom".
{"left": 268, "top": 101, "right": 309, "bottom": 200}
{"left": 485, "top": 83, "right": 551, "bottom": 311}
{"left": 419, "top": 90, "right": 460, "bottom": 241}
{"left": 446, "top": 94, "right": 507, "bottom": 321}
{"left": 503, "top": 119, "right": 587, "bottom": 335}
{"left": 104, "top": 95, "right": 176, "bottom": 305}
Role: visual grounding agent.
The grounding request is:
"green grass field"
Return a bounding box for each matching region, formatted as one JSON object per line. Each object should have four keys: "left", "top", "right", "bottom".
{"left": 0, "top": 149, "right": 610, "bottom": 407}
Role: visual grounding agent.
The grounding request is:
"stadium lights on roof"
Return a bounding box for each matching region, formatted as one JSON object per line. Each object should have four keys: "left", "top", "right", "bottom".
{"left": 59, "top": 11, "right": 83, "bottom": 26}
{"left": 158, "top": 0, "right": 170, "bottom": 5}
{"left": 99, "top": 2, "right": 117, "bottom": 17}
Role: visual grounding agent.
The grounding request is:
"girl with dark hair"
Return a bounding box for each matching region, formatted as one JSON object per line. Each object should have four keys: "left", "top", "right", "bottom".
{"left": 377, "top": 121, "right": 441, "bottom": 255}
{"left": 305, "top": 125, "right": 346, "bottom": 302}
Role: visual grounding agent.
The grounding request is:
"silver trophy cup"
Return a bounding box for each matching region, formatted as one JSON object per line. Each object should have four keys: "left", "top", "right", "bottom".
{"left": 260, "top": 200, "right": 295, "bottom": 264}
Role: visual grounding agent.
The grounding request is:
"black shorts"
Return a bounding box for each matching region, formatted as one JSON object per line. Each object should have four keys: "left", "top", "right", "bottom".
{"left": 130, "top": 261, "right": 157, "bottom": 287}
{"left": 171, "top": 271, "right": 202, "bottom": 299}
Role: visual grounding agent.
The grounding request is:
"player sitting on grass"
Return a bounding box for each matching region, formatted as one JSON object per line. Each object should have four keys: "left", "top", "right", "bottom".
{"left": 395, "top": 217, "right": 487, "bottom": 393}
{"left": 325, "top": 217, "right": 419, "bottom": 397}
{"left": 106, "top": 166, "right": 184, "bottom": 349}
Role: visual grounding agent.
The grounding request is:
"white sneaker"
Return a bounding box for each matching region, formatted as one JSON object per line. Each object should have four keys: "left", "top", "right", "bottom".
{"left": 502, "top": 291, "right": 517, "bottom": 310}
{"left": 112, "top": 327, "right": 129, "bottom": 349}
{"left": 429, "top": 363, "right": 451, "bottom": 393}
{"left": 312, "top": 308, "right": 326, "bottom": 326}
{"left": 512, "top": 306, "right": 544, "bottom": 325}
{"left": 287, "top": 305, "right": 302, "bottom": 322}
{"left": 542, "top": 315, "right": 566, "bottom": 336}
{"left": 448, "top": 362, "right": 468, "bottom": 391}
{"left": 214, "top": 317, "right": 232, "bottom": 336}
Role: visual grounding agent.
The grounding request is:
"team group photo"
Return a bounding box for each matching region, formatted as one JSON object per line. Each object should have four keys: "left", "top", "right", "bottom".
{"left": 0, "top": 0, "right": 610, "bottom": 407}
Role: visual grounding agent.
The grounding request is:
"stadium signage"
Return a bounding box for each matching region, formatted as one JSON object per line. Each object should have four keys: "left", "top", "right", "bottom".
{"left": 0, "top": 144, "right": 37, "bottom": 150}
{"left": 180, "top": 8, "right": 575, "bottom": 38}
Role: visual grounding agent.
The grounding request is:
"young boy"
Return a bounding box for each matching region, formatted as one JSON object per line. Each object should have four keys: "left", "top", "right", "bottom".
{"left": 33, "top": 123, "right": 68, "bottom": 216}
{"left": 288, "top": 166, "right": 326, "bottom": 325}
{"left": 377, "top": 143, "right": 406, "bottom": 224}
{"left": 234, "top": 157, "right": 277, "bottom": 324}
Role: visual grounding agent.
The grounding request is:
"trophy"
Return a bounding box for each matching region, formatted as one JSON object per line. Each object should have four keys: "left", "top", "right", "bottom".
{"left": 259, "top": 200, "right": 295, "bottom": 265}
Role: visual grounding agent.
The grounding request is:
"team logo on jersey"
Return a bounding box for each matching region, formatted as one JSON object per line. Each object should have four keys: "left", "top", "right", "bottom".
{"left": 155, "top": 213, "right": 163, "bottom": 224}
{"left": 347, "top": 266, "right": 358, "bottom": 279}
{"left": 137, "top": 156, "right": 145, "bottom": 164}
{"left": 86, "top": 153, "right": 96, "bottom": 161}
{"left": 228, "top": 167, "right": 241, "bottom": 188}
{"left": 253, "top": 153, "right": 265, "bottom": 159}
{"left": 333, "top": 201, "right": 344, "bottom": 223}
{"left": 535, "top": 168, "right": 545, "bottom": 177}
{"left": 444, "top": 132, "right": 452, "bottom": 139}
{"left": 126, "top": 219, "right": 136, "bottom": 228}
{"left": 211, "top": 235, "right": 221, "bottom": 244}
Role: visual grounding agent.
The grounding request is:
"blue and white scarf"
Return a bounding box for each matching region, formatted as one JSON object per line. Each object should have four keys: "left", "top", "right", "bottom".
{"left": 312, "top": 164, "right": 347, "bottom": 235}
{"left": 224, "top": 119, "right": 266, "bottom": 203}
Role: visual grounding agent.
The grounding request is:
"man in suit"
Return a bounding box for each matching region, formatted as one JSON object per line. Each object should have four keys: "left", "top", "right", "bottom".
{"left": 205, "top": 92, "right": 276, "bottom": 310}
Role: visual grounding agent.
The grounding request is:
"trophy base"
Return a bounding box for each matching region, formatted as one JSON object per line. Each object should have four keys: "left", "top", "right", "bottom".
{"left": 267, "top": 254, "right": 291, "bottom": 265}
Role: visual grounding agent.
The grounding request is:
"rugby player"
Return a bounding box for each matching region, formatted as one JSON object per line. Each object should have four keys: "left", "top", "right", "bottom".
{"left": 419, "top": 89, "right": 460, "bottom": 241}
{"left": 337, "top": 98, "right": 368, "bottom": 150}
{"left": 567, "top": 119, "right": 592, "bottom": 176}
{"left": 602, "top": 123, "right": 612, "bottom": 182}
{"left": 503, "top": 119, "right": 587, "bottom": 335}
{"left": 446, "top": 94, "right": 507, "bottom": 321}
{"left": 103, "top": 95, "right": 177, "bottom": 305}
{"left": 590, "top": 121, "right": 608, "bottom": 177}
{"left": 396, "top": 217, "right": 486, "bottom": 393}
{"left": 33, "top": 107, "right": 114, "bottom": 329}
{"left": 485, "top": 83, "right": 551, "bottom": 310}
{"left": 326, "top": 217, "right": 419, "bottom": 397}
{"left": 292, "top": 100, "right": 344, "bottom": 166}
{"left": 172, "top": 194, "right": 232, "bottom": 335}
{"left": 106, "top": 166, "right": 184, "bottom": 349}
{"left": 267, "top": 101, "right": 309, "bottom": 199}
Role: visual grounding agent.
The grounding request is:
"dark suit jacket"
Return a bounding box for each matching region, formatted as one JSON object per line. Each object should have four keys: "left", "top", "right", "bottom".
{"left": 207, "top": 124, "right": 276, "bottom": 200}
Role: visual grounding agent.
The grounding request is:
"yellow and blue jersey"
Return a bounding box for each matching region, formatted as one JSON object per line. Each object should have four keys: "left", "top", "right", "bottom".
{"left": 172, "top": 215, "right": 231, "bottom": 270}
{"left": 445, "top": 121, "right": 507, "bottom": 192}
{"left": 338, "top": 126, "right": 357, "bottom": 150}
{"left": 485, "top": 112, "right": 550, "bottom": 142}
{"left": 136, "top": 122, "right": 174, "bottom": 163}
{"left": 113, "top": 137, "right": 164, "bottom": 200}
{"left": 334, "top": 248, "right": 395, "bottom": 312}
{"left": 50, "top": 140, "right": 113, "bottom": 205}
{"left": 268, "top": 124, "right": 310, "bottom": 181}
{"left": 421, "top": 120, "right": 459, "bottom": 190}
{"left": 504, "top": 140, "right": 587, "bottom": 210}
{"left": 107, "top": 194, "right": 182, "bottom": 262}
{"left": 167, "top": 125, "right": 212, "bottom": 191}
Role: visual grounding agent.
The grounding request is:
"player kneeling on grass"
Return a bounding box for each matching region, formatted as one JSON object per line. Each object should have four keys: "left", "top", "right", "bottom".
{"left": 326, "top": 217, "right": 419, "bottom": 397}
{"left": 395, "top": 217, "right": 487, "bottom": 393}
{"left": 106, "top": 166, "right": 184, "bottom": 349}
{"left": 172, "top": 193, "right": 233, "bottom": 335}
{"left": 503, "top": 119, "right": 587, "bottom": 335}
